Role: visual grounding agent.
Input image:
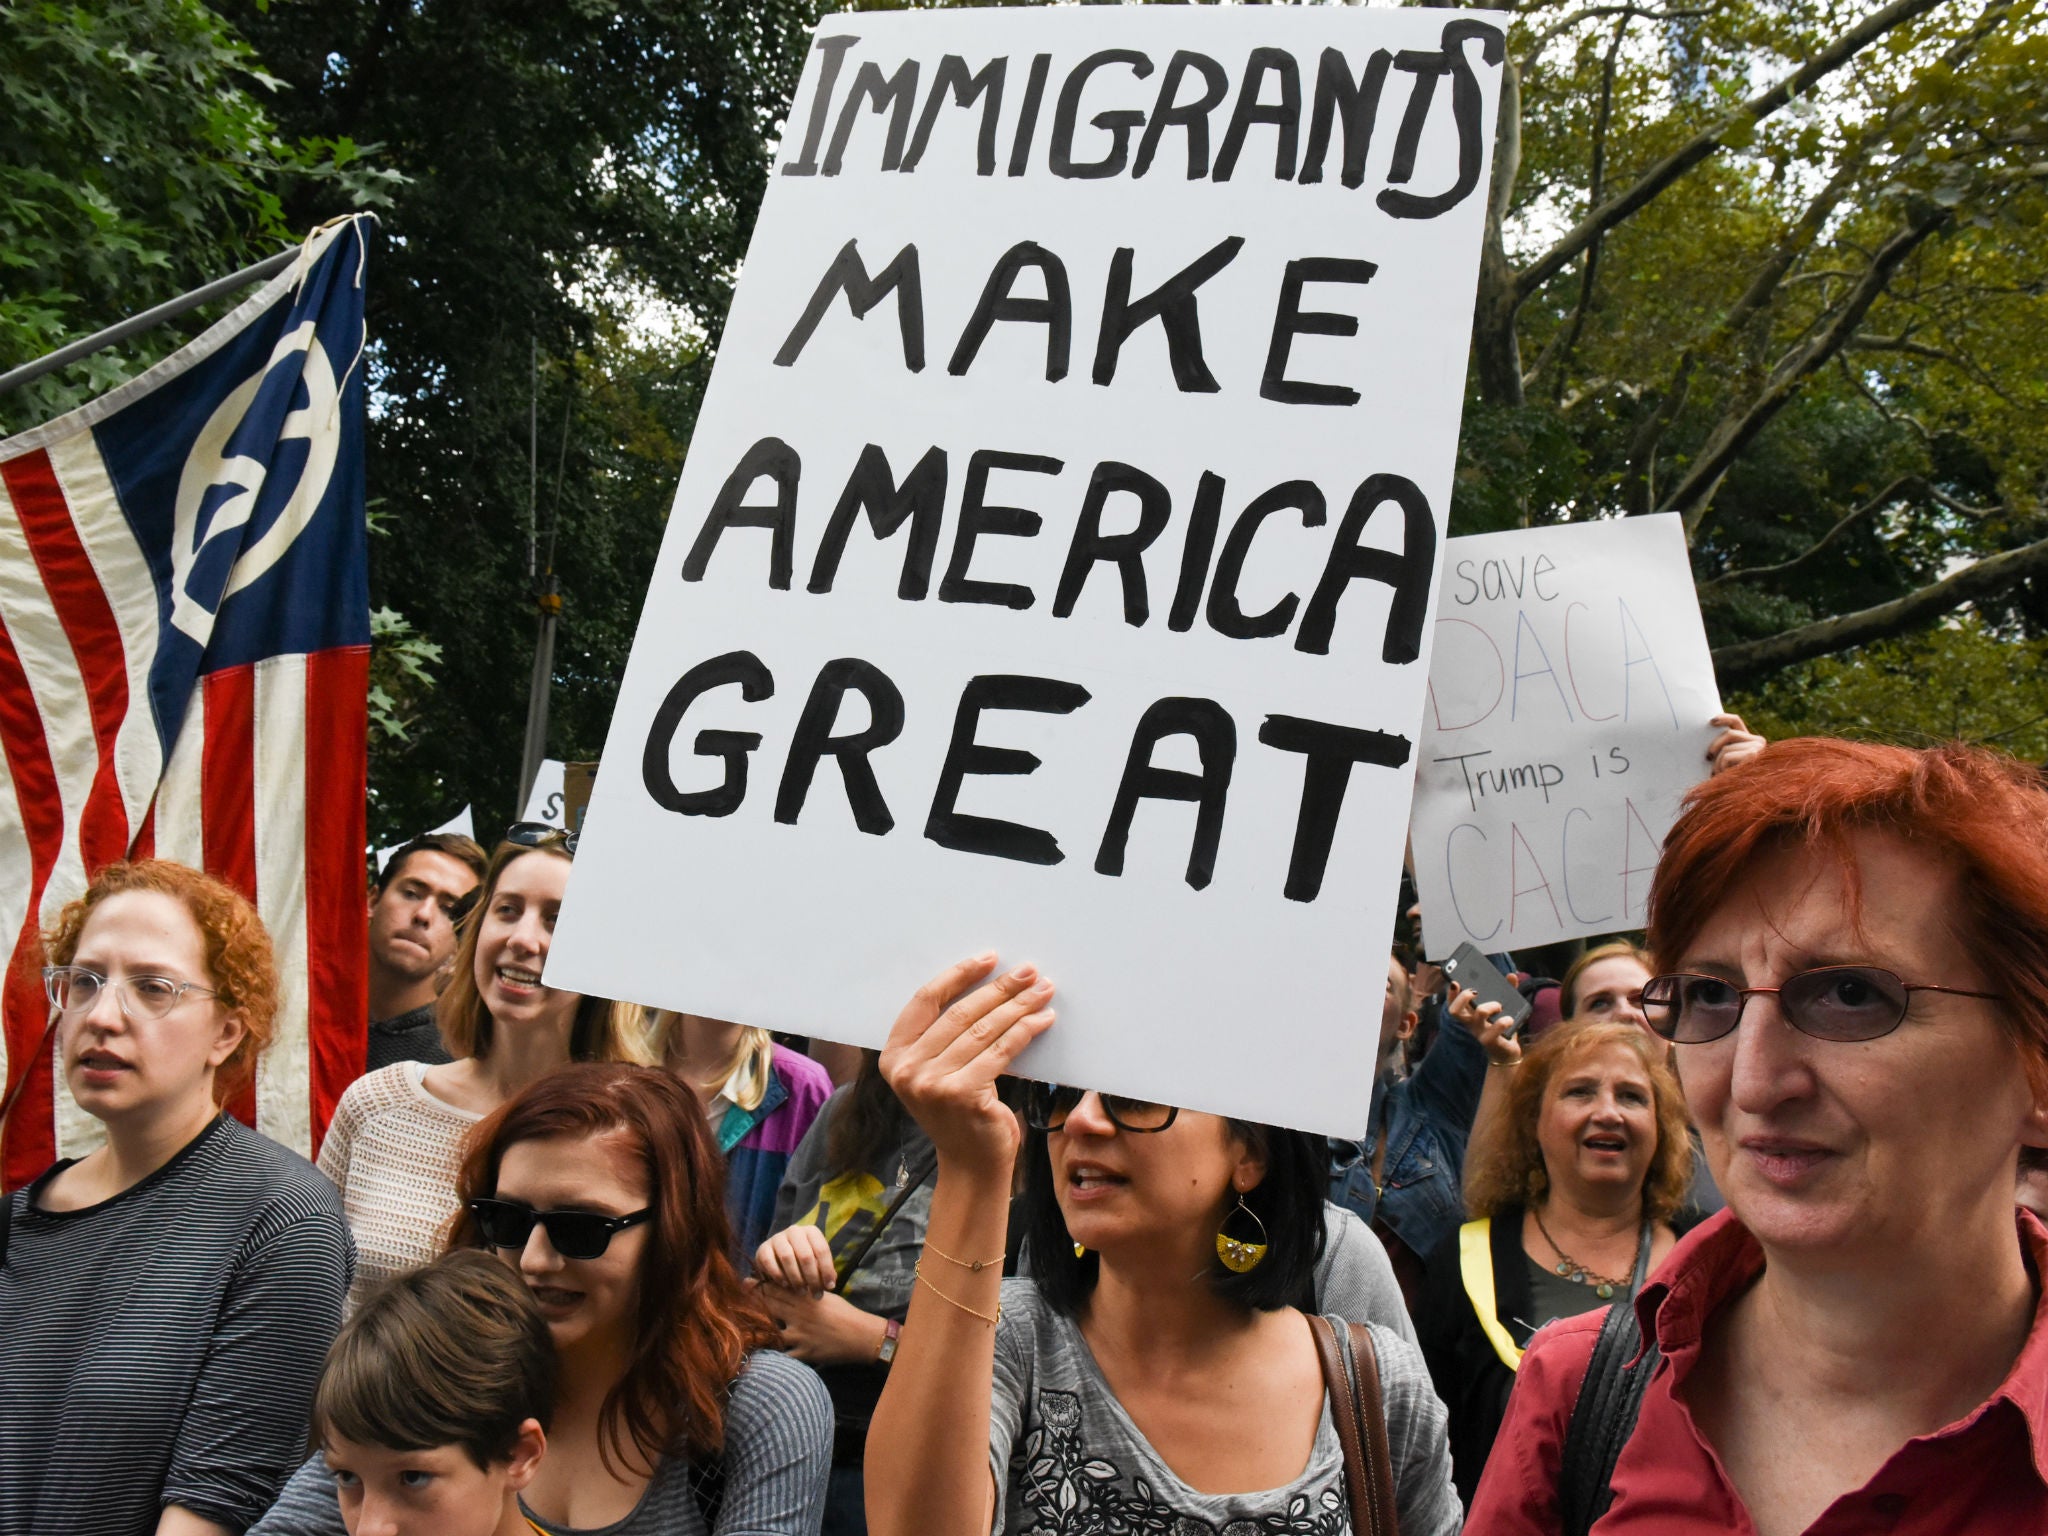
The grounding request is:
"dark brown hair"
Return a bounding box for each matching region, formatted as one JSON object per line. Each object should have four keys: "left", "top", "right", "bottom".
{"left": 448, "top": 1063, "right": 778, "bottom": 1476}
{"left": 1462, "top": 1020, "right": 1693, "bottom": 1224}
{"left": 825, "top": 1050, "right": 910, "bottom": 1174}
{"left": 42, "top": 859, "right": 277, "bottom": 1102}
{"left": 374, "top": 832, "right": 488, "bottom": 893}
{"left": 315, "top": 1249, "right": 555, "bottom": 1469}
{"left": 1648, "top": 738, "right": 2048, "bottom": 1095}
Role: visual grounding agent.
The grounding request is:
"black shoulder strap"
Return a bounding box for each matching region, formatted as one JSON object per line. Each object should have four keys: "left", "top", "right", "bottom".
{"left": 688, "top": 1453, "right": 726, "bottom": 1531}
{"left": 832, "top": 1152, "right": 934, "bottom": 1296}
{"left": 1557, "top": 1229, "right": 1662, "bottom": 1536}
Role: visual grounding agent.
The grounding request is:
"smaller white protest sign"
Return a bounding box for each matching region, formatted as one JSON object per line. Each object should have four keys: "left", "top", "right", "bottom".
{"left": 1411, "top": 515, "right": 1720, "bottom": 955}
{"left": 372, "top": 805, "right": 475, "bottom": 879}
{"left": 521, "top": 760, "right": 568, "bottom": 828}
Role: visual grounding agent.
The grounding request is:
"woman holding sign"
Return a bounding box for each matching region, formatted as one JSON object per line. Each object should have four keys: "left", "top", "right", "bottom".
{"left": 864, "top": 958, "right": 1460, "bottom": 1536}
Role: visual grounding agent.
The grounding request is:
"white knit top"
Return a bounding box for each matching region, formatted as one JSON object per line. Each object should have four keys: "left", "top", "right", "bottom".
{"left": 317, "top": 1061, "right": 483, "bottom": 1308}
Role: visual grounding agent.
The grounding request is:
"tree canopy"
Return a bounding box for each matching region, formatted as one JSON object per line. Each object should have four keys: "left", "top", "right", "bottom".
{"left": 4, "top": 0, "right": 2042, "bottom": 842}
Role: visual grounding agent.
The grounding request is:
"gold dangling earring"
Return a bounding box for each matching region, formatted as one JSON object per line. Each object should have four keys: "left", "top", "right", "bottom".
{"left": 1073, "top": 1242, "right": 1087, "bottom": 1259}
{"left": 1216, "top": 1192, "right": 1268, "bottom": 1273}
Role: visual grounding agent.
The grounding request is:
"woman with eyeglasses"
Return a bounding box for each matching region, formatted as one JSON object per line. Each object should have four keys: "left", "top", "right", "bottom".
{"left": 0, "top": 861, "right": 352, "bottom": 1536}
{"left": 254, "top": 1062, "right": 832, "bottom": 1534}
{"left": 318, "top": 827, "right": 652, "bottom": 1307}
{"left": 863, "top": 956, "right": 1460, "bottom": 1536}
{"left": 1470, "top": 739, "right": 2048, "bottom": 1535}
{"left": 1412, "top": 1020, "right": 1691, "bottom": 1507}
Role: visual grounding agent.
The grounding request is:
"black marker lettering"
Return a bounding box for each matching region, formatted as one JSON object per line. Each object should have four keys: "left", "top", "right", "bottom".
{"left": 774, "top": 240, "right": 925, "bottom": 372}
{"left": 1207, "top": 480, "right": 1326, "bottom": 640}
{"left": 939, "top": 449, "right": 1061, "bottom": 609}
{"left": 1008, "top": 54, "right": 1052, "bottom": 176}
{"left": 1092, "top": 236, "right": 1244, "bottom": 391}
{"left": 1133, "top": 51, "right": 1228, "bottom": 178}
{"left": 824, "top": 58, "right": 922, "bottom": 174}
{"left": 807, "top": 443, "right": 946, "bottom": 600}
{"left": 1167, "top": 470, "right": 1226, "bottom": 633}
{"left": 1300, "top": 47, "right": 1391, "bottom": 187}
{"left": 642, "top": 651, "right": 774, "bottom": 817}
{"left": 902, "top": 55, "right": 1007, "bottom": 175}
{"left": 784, "top": 35, "right": 859, "bottom": 177}
{"left": 1050, "top": 50, "right": 1154, "bottom": 179}
{"left": 1259, "top": 713, "right": 1412, "bottom": 901}
{"left": 681, "top": 437, "right": 800, "bottom": 591}
{"left": 775, "top": 658, "right": 905, "bottom": 834}
{"left": 1095, "top": 697, "right": 1236, "bottom": 889}
{"left": 1261, "top": 256, "right": 1377, "bottom": 406}
{"left": 1295, "top": 472, "right": 1436, "bottom": 661}
{"left": 924, "top": 674, "right": 1091, "bottom": 864}
{"left": 948, "top": 241, "right": 1072, "bottom": 382}
{"left": 1053, "top": 461, "right": 1171, "bottom": 625}
{"left": 1214, "top": 47, "right": 1301, "bottom": 182}
{"left": 1377, "top": 21, "right": 1504, "bottom": 221}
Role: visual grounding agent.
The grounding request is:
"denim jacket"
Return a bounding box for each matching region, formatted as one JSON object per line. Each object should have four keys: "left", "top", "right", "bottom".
{"left": 1329, "top": 1002, "right": 1487, "bottom": 1265}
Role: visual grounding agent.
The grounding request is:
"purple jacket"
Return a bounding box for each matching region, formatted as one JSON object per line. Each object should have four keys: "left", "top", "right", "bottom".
{"left": 717, "top": 1044, "right": 832, "bottom": 1270}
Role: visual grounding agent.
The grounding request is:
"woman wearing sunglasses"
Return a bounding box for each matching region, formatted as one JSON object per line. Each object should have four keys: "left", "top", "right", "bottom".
{"left": 0, "top": 861, "right": 351, "bottom": 1536}
{"left": 864, "top": 956, "right": 1460, "bottom": 1536}
{"left": 1470, "top": 739, "right": 2048, "bottom": 1535}
{"left": 254, "top": 1062, "right": 832, "bottom": 1534}
{"left": 318, "top": 827, "right": 651, "bottom": 1307}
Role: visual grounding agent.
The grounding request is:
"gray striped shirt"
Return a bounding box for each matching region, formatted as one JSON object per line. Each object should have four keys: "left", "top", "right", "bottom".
{"left": 0, "top": 1114, "right": 353, "bottom": 1535}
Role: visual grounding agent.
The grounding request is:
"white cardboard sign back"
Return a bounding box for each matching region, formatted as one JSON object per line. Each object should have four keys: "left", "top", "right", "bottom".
{"left": 1411, "top": 515, "right": 1722, "bottom": 957}
{"left": 548, "top": 6, "right": 1506, "bottom": 1137}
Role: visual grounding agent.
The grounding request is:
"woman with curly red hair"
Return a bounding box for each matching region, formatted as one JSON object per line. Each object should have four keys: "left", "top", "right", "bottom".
{"left": 1471, "top": 739, "right": 2048, "bottom": 1535}
{"left": 254, "top": 1062, "right": 831, "bottom": 1534}
{"left": 0, "top": 860, "right": 353, "bottom": 1536}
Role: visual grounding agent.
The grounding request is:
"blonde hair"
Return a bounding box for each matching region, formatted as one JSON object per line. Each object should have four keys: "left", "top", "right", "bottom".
{"left": 649, "top": 1015, "right": 776, "bottom": 1113}
{"left": 436, "top": 843, "right": 652, "bottom": 1066}
{"left": 1462, "top": 1020, "right": 1693, "bottom": 1224}
{"left": 1559, "top": 941, "right": 1653, "bottom": 1020}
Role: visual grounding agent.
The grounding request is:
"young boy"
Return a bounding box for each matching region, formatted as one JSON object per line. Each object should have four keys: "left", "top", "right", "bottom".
{"left": 313, "top": 1250, "right": 555, "bottom": 1536}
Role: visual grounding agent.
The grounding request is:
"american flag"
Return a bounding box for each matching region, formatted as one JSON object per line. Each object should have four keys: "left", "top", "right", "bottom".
{"left": 0, "top": 220, "right": 371, "bottom": 1188}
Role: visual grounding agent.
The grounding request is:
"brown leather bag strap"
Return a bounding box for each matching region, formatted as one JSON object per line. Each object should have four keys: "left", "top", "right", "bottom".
{"left": 1308, "top": 1315, "right": 1399, "bottom": 1536}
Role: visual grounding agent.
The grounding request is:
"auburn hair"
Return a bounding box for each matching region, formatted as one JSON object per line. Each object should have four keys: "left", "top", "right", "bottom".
{"left": 1463, "top": 1020, "right": 1693, "bottom": 1224}
{"left": 42, "top": 859, "right": 277, "bottom": 1102}
{"left": 436, "top": 843, "right": 651, "bottom": 1066}
{"left": 448, "top": 1063, "right": 777, "bottom": 1477}
{"left": 1647, "top": 738, "right": 2048, "bottom": 1094}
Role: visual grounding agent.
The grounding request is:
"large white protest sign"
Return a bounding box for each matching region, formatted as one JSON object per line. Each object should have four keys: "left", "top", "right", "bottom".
{"left": 1411, "top": 515, "right": 1722, "bottom": 957}
{"left": 549, "top": 6, "right": 1505, "bottom": 1135}
{"left": 521, "top": 760, "right": 568, "bottom": 828}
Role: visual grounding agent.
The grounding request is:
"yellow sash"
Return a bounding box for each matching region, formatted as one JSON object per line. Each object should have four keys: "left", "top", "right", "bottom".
{"left": 1459, "top": 1217, "right": 1524, "bottom": 1372}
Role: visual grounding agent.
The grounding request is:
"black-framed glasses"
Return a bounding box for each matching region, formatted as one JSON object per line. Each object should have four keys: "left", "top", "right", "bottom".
{"left": 1024, "top": 1083, "right": 1178, "bottom": 1134}
{"left": 43, "top": 966, "right": 219, "bottom": 1021}
{"left": 503, "top": 820, "right": 577, "bottom": 855}
{"left": 467, "top": 1197, "right": 652, "bottom": 1259}
{"left": 1641, "top": 966, "right": 2004, "bottom": 1045}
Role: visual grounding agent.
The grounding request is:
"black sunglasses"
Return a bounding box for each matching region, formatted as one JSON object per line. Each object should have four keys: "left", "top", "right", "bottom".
{"left": 1641, "top": 965, "right": 2003, "bottom": 1045}
{"left": 503, "top": 820, "right": 577, "bottom": 855}
{"left": 1024, "top": 1083, "right": 1179, "bottom": 1134}
{"left": 467, "top": 1197, "right": 652, "bottom": 1260}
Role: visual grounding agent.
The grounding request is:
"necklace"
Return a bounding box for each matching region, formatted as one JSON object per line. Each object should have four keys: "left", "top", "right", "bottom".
{"left": 1532, "top": 1206, "right": 1635, "bottom": 1300}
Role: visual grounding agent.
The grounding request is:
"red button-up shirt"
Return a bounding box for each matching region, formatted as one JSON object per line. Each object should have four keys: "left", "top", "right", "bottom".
{"left": 1466, "top": 1208, "right": 2048, "bottom": 1535}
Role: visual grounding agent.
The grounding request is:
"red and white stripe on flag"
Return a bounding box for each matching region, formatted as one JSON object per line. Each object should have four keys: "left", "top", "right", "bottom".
{"left": 0, "top": 228, "right": 370, "bottom": 1187}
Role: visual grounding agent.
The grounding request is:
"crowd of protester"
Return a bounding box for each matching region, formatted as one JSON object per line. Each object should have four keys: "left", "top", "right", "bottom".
{"left": 5, "top": 718, "right": 2048, "bottom": 1536}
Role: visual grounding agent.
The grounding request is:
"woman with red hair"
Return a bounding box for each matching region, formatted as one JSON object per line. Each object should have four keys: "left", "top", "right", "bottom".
{"left": 0, "top": 861, "right": 352, "bottom": 1536}
{"left": 254, "top": 1062, "right": 831, "bottom": 1534}
{"left": 1469, "top": 739, "right": 2048, "bottom": 1534}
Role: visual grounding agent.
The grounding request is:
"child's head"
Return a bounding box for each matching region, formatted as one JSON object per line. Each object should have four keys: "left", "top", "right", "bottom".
{"left": 314, "top": 1250, "right": 556, "bottom": 1536}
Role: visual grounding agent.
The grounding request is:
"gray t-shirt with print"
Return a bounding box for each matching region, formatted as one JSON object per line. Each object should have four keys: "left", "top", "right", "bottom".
{"left": 988, "top": 1280, "right": 1460, "bottom": 1536}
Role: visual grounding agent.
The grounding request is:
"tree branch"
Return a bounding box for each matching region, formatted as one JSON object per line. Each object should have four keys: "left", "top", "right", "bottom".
{"left": 1514, "top": 0, "right": 1947, "bottom": 304}
{"left": 1659, "top": 206, "right": 1950, "bottom": 534}
{"left": 1701, "top": 474, "right": 1920, "bottom": 590}
{"left": 1517, "top": 3, "right": 1707, "bottom": 70}
{"left": 1711, "top": 532, "right": 2048, "bottom": 687}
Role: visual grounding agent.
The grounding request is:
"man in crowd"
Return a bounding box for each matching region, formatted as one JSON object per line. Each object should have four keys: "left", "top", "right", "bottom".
{"left": 365, "top": 833, "right": 486, "bottom": 1071}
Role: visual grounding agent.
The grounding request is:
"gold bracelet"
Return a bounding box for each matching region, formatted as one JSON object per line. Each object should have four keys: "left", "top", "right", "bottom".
{"left": 922, "top": 1239, "right": 1005, "bottom": 1273}
{"left": 914, "top": 1261, "right": 1002, "bottom": 1326}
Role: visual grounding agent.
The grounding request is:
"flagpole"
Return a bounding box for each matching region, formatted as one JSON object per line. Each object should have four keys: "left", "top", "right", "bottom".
{"left": 0, "top": 248, "right": 299, "bottom": 398}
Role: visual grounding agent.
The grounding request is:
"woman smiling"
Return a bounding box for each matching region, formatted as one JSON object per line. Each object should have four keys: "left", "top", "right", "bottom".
{"left": 1414, "top": 1021, "right": 1690, "bottom": 1505}
{"left": 319, "top": 830, "right": 650, "bottom": 1306}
